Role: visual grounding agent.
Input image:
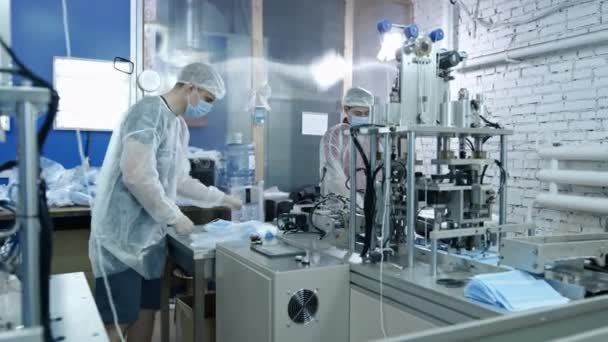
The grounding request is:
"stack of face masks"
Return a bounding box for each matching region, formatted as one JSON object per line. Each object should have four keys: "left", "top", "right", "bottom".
{"left": 189, "top": 219, "right": 278, "bottom": 249}
{"left": 464, "top": 270, "right": 570, "bottom": 312}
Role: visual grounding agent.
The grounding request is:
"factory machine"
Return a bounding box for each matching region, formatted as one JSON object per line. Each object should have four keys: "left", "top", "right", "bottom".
{"left": 312, "top": 19, "right": 608, "bottom": 341}
{"left": 218, "top": 19, "right": 608, "bottom": 342}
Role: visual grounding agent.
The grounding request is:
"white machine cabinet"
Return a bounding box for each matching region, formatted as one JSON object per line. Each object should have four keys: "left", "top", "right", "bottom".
{"left": 216, "top": 241, "right": 350, "bottom": 342}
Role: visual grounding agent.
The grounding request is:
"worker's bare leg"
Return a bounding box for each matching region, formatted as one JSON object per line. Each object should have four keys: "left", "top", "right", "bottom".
{"left": 126, "top": 309, "right": 157, "bottom": 342}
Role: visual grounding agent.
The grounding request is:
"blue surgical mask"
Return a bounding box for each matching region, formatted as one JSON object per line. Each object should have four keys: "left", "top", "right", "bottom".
{"left": 350, "top": 115, "right": 369, "bottom": 126}
{"left": 185, "top": 100, "right": 213, "bottom": 118}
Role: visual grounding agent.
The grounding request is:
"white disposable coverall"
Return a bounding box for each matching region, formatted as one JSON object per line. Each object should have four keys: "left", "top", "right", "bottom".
{"left": 89, "top": 96, "right": 225, "bottom": 279}
{"left": 319, "top": 122, "right": 374, "bottom": 205}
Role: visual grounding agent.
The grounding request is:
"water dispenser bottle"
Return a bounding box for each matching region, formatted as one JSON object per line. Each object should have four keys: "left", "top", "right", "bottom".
{"left": 225, "top": 133, "right": 255, "bottom": 187}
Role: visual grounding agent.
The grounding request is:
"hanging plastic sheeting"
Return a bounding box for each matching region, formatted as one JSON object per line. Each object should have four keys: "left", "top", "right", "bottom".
{"left": 142, "top": 0, "right": 253, "bottom": 152}
{"left": 140, "top": 0, "right": 412, "bottom": 192}
{"left": 262, "top": 0, "right": 346, "bottom": 191}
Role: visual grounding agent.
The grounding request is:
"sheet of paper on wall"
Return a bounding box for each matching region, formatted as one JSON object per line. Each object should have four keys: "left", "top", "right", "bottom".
{"left": 0, "top": 116, "right": 9, "bottom": 131}
{"left": 301, "top": 112, "right": 328, "bottom": 136}
{"left": 0, "top": 116, "right": 7, "bottom": 142}
{"left": 53, "top": 57, "right": 131, "bottom": 131}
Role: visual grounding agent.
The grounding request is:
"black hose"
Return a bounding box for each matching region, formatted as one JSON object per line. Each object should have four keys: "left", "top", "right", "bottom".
{"left": 480, "top": 115, "right": 502, "bottom": 129}
{"left": 465, "top": 138, "right": 476, "bottom": 152}
{"left": 480, "top": 164, "right": 488, "bottom": 184}
{"left": 350, "top": 130, "right": 375, "bottom": 257}
{"left": 38, "top": 181, "right": 54, "bottom": 342}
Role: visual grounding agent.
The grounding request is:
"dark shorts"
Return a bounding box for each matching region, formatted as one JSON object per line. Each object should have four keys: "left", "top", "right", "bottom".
{"left": 94, "top": 268, "right": 162, "bottom": 325}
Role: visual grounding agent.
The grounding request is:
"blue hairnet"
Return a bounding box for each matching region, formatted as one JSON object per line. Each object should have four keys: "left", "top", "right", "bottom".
{"left": 343, "top": 87, "right": 374, "bottom": 108}
{"left": 178, "top": 63, "right": 226, "bottom": 100}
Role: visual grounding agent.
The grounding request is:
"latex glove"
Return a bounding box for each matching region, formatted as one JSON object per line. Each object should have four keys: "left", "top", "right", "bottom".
{"left": 222, "top": 195, "right": 243, "bottom": 210}
{"left": 173, "top": 214, "right": 194, "bottom": 235}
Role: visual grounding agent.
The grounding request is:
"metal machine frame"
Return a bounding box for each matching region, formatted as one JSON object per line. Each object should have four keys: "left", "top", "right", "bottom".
{"left": 347, "top": 124, "right": 529, "bottom": 269}
{"left": 0, "top": 86, "right": 50, "bottom": 341}
{"left": 344, "top": 22, "right": 533, "bottom": 272}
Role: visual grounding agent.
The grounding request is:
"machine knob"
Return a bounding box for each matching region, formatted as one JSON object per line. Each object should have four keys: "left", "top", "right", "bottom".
{"left": 403, "top": 24, "right": 419, "bottom": 39}
{"left": 429, "top": 28, "right": 445, "bottom": 42}
{"left": 377, "top": 19, "right": 392, "bottom": 34}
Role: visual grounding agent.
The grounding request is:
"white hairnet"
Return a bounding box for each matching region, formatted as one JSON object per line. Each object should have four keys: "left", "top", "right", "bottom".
{"left": 178, "top": 62, "right": 226, "bottom": 100}
{"left": 343, "top": 87, "right": 374, "bottom": 108}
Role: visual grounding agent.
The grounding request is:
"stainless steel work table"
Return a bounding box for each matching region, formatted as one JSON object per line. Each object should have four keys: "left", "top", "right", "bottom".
{"left": 161, "top": 226, "right": 216, "bottom": 342}
{"left": 50, "top": 272, "right": 108, "bottom": 341}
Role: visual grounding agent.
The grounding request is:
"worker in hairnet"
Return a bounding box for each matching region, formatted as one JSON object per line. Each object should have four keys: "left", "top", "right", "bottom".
{"left": 89, "top": 62, "right": 242, "bottom": 342}
{"left": 319, "top": 87, "right": 375, "bottom": 205}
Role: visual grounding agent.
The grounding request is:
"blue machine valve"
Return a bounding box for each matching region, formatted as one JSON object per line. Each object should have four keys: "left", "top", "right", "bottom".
{"left": 429, "top": 28, "right": 444, "bottom": 42}
{"left": 377, "top": 19, "right": 393, "bottom": 34}
{"left": 403, "top": 24, "right": 419, "bottom": 39}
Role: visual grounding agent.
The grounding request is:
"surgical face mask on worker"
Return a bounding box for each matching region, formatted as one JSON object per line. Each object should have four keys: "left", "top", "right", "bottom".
{"left": 348, "top": 108, "right": 370, "bottom": 126}
{"left": 185, "top": 89, "right": 213, "bottom": 118}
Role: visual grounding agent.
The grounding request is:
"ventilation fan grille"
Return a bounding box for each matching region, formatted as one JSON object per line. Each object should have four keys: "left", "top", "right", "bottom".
{"left": 287, "top": 289, "right": 319, "bottom": 324}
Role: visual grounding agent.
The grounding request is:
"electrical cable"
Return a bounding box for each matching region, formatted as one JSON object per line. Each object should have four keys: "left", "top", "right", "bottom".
{"left": 495, "top": 159, "right": 507, "bottom": 193}
{"left": 480, "top": 115, "right": 502, "bottom": 129}
{"left": 378, "top": 159, "right": 392, "bottom": 338}
{"left": 480, "top": 164, "right": 489, "bottom": 184}
{"left": 351, "top": 130, "right": 375, "bottom": 257}
{"left": 465, "top": 138, "right": 476, "bottom": 152}
{"left": 0, "top": 39, "right": 60, "bottom": 174}
{"left": 59, "top": 1, "right": 125, "bottom": 340}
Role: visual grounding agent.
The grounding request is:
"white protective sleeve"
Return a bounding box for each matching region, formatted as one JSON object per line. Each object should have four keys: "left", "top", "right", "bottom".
{"left": 320, "top": 125, "right": 363, "bottom": 206}
{"left": 175, "top": 116, "right": 225, "bottom": 208}
{"left": 177, "top": 160, "right": 226, "bottom": 208}
{"left": 120, "top": 136, "right": 182, "bottom": 225}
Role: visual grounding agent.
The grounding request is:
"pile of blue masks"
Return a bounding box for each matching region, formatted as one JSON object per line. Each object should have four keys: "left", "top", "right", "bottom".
{"left": 464, "top": 270, "right": 569, "bottom": 312}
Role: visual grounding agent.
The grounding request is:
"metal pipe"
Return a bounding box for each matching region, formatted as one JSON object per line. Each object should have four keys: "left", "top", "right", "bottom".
{"left": 535, "top": 193, "right": 608, "bottom": 215}
{"left": 538, "top": 145, "right": 608, "bottom": 161}
{"left": 349, "top": 131, "right": 357, "bottom": 254}
{"left": 441, "top": 137, "right": 451, "bottom": 154}
{"left": 369, "top": 130, "right": 378, "bottom": 252}
{"left": 130, "top": 0, "right": 144, "bottom": 103}
{"left": 18, "top": 101, "right": 41, "bottom": 326}
{"left": 460, "top": 29, "right": 608, "bottom": 71}
{"left": 406, "top": 132, "right": 416, "bottom": 268}
{"left": 399, "top": 49, "right": 408, "bottom": 125}
{"left": 538, "top": 169, "right": 608, "bottom": 187}
{"left": 383, "top": 134, "right": 391, "bottom": 242}
{"left": 499, "top": 135, "right": 507, "bottom": 225}
{"left": 435, "top": 139, "right": 442, "bottom": 174}
{"left": 442, "top": 0, "right": 456, "bottom": 51}
{"left": 431, "top": 239, "right": 438, "bottom": 278}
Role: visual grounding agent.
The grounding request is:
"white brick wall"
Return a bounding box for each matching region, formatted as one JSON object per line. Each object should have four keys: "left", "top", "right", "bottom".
{"left": 413, "top": 0, "right": 608, "bottom": 234}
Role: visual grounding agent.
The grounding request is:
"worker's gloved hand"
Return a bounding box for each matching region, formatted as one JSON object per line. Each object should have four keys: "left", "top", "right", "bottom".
{"left": 222, "top": 195, "right": 243, "bottom": 210}
{"left": 173, "top": 214, "right": 194, "bottom": 235}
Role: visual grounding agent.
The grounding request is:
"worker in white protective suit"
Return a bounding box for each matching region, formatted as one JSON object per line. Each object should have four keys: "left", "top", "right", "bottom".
{"left": 89, "top": 62, "right": 242, "bottom": 342}
{"left": 319, "top": 87, "right": 375, "bottom": 205}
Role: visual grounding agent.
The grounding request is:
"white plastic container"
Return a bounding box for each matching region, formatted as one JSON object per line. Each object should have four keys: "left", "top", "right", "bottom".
{"left": 230, "top": 181, "right": 265, "bottom": 223}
